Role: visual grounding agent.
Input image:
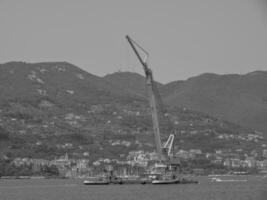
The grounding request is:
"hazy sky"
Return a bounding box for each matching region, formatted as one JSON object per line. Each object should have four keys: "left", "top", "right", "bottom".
{"left": 1, "top": 0, "right": 267, "bottom": 83}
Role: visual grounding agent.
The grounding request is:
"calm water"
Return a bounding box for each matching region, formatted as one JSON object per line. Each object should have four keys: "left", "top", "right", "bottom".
{"left": 0, "top": 176, "right": 266, "bottom": 200}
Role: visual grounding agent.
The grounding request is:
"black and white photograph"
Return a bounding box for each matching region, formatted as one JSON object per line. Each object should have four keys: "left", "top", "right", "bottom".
{"left": 0, "top": 0, "right": 267, "bottom": 199}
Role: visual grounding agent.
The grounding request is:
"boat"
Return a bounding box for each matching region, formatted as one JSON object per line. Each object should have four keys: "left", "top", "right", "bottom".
{"left": 210, "top": 177, "right": 247, "bottom": 183}
{"left": 152, "top": 177, "right": 198, "bottom": 185}
{"left": 83, "top": 180, "right": 109, "bottom": 185}
{"left": 83, "top": 176, "right": 110, "bottom": 185}
{"left": 152, "top": 179, "right": 180, "bottom": 184}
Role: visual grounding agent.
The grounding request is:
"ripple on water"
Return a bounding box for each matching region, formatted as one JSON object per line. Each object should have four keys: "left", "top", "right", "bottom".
{"left": 0, "top": 177, "right": 266, "bottom": 200}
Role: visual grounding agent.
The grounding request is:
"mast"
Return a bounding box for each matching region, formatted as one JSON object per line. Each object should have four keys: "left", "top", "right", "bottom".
{"left": 125, "top": 35, "right": 164, "bottom": 161}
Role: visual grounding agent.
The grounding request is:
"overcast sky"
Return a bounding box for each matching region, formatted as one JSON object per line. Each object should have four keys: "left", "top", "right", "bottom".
{"left": 1, "top": 0, "right": 267, "bottom": 83}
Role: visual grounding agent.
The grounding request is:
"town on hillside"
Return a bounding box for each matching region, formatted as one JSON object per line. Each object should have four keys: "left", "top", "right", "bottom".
{"left": 1, "top": 146, "right": 267, "bottom": 178}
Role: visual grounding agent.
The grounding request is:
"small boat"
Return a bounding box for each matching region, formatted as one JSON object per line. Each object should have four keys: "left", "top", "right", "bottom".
{"left": 83, "top": 180, "right": 109, "bottom": 185}
{"left": 152, "top": 178, "right": 198, "bottom": 185}
{"left": 211, "top": 177, "right": 247, "bottom": 183}
{"left": 152, "top": 178, "right": 180, "bottom": 184}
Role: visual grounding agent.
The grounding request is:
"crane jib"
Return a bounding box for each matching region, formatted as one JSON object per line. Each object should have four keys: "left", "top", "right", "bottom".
{"left": 125, "top": 35, "right": 166, "bottom": 161}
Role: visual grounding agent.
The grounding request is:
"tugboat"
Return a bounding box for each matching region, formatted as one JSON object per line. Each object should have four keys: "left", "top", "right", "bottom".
{"left": 151, "top": 176, "right": 198, "bottom": 185}
{"left": 83, "top": 180, "right": 109, "bottom": 185}
{"left": 152, "top": 179, "right": 180, "bottom": 185}
{"left": 83, "top": 177, "right": 109, "bottom": 185}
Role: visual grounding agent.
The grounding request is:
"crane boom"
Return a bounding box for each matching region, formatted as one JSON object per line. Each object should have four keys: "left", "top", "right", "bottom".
{"left": 125, "top": 35, "right": 164, "bottom": 161}
{"left": 163, "top": 134, "right": 174, "bottom": 157}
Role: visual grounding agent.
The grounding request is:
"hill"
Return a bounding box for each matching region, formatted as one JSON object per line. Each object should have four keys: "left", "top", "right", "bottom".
{"left": 105, "top": 71, "right": 267, "bottom": 134}
{"left": 0, "top": 62, "right": 141, "bottom": 107}
{"left": 0, "top": 62, "right": 266, "bottom": 162}
{"left": 0, "top": 62, "right": 145, "bottom": 159}
{"left": 163, "top": 71, "right": 267, "bottom": 133}
{"left": 104, "top": 71, "right": 163, "bottom": 97}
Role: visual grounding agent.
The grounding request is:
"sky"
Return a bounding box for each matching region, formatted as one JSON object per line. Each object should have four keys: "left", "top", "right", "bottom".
{"left": 1, "top": 0, "right": 267, "bottom": 83}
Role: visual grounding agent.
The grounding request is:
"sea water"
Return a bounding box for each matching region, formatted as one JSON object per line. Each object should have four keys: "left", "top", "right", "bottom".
{"left": 0, "top": 176, "right": 266, "bottom": 200}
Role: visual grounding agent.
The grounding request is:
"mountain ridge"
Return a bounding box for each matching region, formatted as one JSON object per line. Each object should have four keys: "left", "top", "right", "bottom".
{"left": 1, "top": 62, "right": 266, "bottom": 134}
{"left": 0, "top": 61, "right": 266, "bottom": 161}
{"left": 104, "top": 69, "right": 267, "bottom": 133}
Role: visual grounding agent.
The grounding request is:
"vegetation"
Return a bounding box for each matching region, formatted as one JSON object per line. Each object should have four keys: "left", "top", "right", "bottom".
{"left": 0, "top": 62, "right": 266, "bottom": 163}
{"left": 0, "top": 159, "right": 59, "bottom": 177}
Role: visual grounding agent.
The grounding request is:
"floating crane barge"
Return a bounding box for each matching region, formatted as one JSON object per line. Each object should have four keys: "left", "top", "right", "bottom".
{"left": 125, "top": 35, "right": 197, "bottom": 185}
{"left": 83, "top": 36, "right": 198, "bottom": 185}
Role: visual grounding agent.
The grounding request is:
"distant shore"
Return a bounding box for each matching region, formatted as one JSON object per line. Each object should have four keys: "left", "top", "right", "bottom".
{"left": 0, "top": 176, "right": 66, "bottom": 180}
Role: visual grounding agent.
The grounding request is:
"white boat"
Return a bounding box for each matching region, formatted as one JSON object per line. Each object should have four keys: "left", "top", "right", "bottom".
{"left": 211, "top": 177, "right": 247, "bottom": 183}
{"left": 152, "top": 179, "right": 180, "bottom": 184}
{"left": 152, "top": 177, "right": 198, "bottom": 185}
{"left": 83, "top": 180, "right": 109, "bottom": 185}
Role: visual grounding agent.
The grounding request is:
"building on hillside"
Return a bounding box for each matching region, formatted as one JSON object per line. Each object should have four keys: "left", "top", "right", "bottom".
{"left": 215, "top": 150, "right": 223, "bottom": 155}
{"left": 205, "top": 153, "right": 214, "bottom": 159}
{"left": 12, "top": 158, "right": 31, "bottom": 166}
{"left": 262, "top": 149, "right": 267, "bottom": 158}
{"left": 263, "top": 160, "right": 267, "bottom": 169}
{"left": 189, "top": 149, "right": 202, "bottom": 154}
{"left": 212, "top": 157, "right": 223, "bottom": 165}
{"left": 230, "top": 159, "right": 241, "bottom": 168}
{"left": 76, "top": 159, "right": 89, "bottom": 170}
{"left": 51, "top": 153, "right": 71, "bottom": 170}
{"left": 223, "top": 158, "right": 231, "bottom": 168}
{"left": 175, "top": 150, "right": 191, "bottom": 159}
{"left": 256, "top": 160, "right": 265, "bottom": 170}
{"left": 244, "top": 157, "right": 256, "bottom": 168}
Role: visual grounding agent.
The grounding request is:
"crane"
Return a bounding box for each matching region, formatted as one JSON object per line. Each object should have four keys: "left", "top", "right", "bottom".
{"left": 125, "top": 35, "right": 174, "bottom": 162}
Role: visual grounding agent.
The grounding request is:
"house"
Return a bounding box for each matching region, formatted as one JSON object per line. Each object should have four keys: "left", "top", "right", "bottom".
{"left": 215, "top": 150, "right": 223, "bottom": 155}
{"left": 51, "top": 153, "right": 71, "bottom": 168}
{"left": 223, "top": 159, "right": 231, "bottom": 168}
{"left": 212, "top": 158, "right": 223, "bottom": 165}
{"left": 245, "top": 157, "right": 256, "bottom": 168}
{"left": 262, "top": 160, "right": 267, "bottom": 169}
{"left": 189, "top": 149, "right": 202, "bottom": 154}
{"left": 262, "top": 149, "right": 267, "bottom": 158}
{"left": 175, "top": 150, "right": 191, "bottom": 159}
{"left": 231, "top": 159, "right": 241, "bottom": 168}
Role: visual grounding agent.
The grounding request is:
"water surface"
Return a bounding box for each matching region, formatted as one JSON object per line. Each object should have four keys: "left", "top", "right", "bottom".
{"left": 0, "top": 176, "right": 266, "bottom": 200}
